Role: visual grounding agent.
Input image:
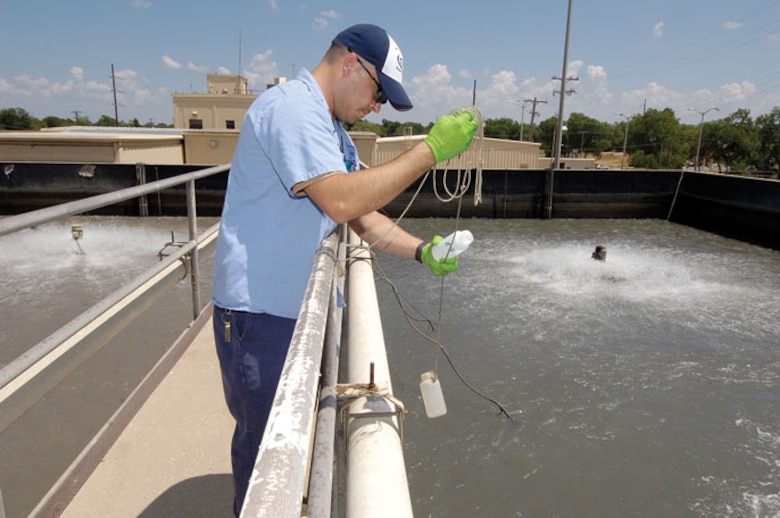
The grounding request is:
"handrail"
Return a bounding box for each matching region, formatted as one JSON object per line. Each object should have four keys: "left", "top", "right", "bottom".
{"left": 0, "top": 225, "right": 218, "bottom": 433}
{"left": 0, "top": 165, "right": 228, "bottom": 435}
{"left": 241, "top": 230, "right": 343, "bottom": 517}
{"left": 0, "top": 164, "right": 230, "bottom": 237}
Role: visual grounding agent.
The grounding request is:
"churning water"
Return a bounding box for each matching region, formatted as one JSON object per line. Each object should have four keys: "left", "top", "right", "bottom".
{"left": 0, "top": 216, "right": 778, "bottom": 517}
{"left": 376, "top": 218, "right": 780, "bottom": 518}
{"left": 0, "top": 216, "right": 218, "bottom": 517}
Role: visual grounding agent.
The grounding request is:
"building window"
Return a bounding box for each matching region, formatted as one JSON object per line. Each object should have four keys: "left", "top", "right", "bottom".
{"left": 226, "top": 120, "right": 235, "bottom": 130}
{"left": 189, "top": 119, "right": 203, "bottom": 130}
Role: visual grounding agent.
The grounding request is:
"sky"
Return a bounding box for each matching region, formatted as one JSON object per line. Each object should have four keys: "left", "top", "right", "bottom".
{"left": 2, "top": 0, "right": 779, "bottom": 128}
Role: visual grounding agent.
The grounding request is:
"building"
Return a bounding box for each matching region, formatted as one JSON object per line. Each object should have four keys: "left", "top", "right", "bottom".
{"left": 172, "top": 74, "right": 259, "bottom": 131}
{"left": 0, "top": 73, "right": 585, "bottom": 168}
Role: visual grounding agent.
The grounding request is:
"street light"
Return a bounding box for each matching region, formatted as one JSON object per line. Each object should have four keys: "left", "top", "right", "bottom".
{"left": 506, "top": 99, "right": 530, "bottom": 141}
{"left": 688, "top": 107, "right": 719, "bottom": 171}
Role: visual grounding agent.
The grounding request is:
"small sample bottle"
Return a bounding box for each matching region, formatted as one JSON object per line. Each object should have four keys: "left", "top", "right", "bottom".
{"left": 420, "top": 371, "right": 447, "bottom": 418}
{"left": 431, "top": 230, "right": 474, "bottom": 261}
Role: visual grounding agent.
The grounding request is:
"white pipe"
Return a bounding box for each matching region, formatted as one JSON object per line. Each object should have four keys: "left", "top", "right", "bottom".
{"left": 345, "top": 230, "right": 413, "bottom": 518}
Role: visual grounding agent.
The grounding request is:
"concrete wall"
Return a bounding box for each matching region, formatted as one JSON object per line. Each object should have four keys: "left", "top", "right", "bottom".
{"left": 371, "top": 135, "right": 542, "bottom": 170}
{"left": 670, "top": 171, "right": 780, "bottom": 249}
{"left": 0, "top": 133, "right": 183, "bottom": 164}
{"left": 183, "top": 132, "right": 238, "bottom": 165}
{"left": 1, "top": 162, "right": 777, "bottom": 250}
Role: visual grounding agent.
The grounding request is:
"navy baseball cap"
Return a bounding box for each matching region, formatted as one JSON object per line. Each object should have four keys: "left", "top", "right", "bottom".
{"left": 332, "top": 24, "right": 413, "bottom": 111}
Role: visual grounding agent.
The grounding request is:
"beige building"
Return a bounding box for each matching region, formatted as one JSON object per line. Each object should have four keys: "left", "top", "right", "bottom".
{"left": 0, "top": 129, "right": 184, "bottom": 164}
{"left": 172, "top": 74, "right": 258, "bottom": 131}
{"left": 0, "top": 72, "right": 574, "bottom": 168}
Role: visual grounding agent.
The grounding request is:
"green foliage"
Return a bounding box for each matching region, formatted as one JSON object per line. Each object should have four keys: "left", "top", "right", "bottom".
{"left": 754, "top": 107, "right": 780, "bottom": 171}
{"left": 96, "top": 115, "right": 118, "bottom": 127}
{"left": 708, "top": 109, "right": 759, "bottom": 171}
{"left": 41, "top": 115, "right": 74, "bottom": 128}
{"left": 484, "top": 117, "right": 520, "bottom": 140}
{"left": 625, "top": 109, "right": 688, "bottom": 168}
{"left": 3, "top": 103, "right": 780, "bottom": 171}
{"left": 0, "top": 107, "right": 36, "bottom": 130}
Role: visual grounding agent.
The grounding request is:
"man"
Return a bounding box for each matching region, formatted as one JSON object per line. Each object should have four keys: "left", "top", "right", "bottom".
{"left": 212, "top": 23, "right": 478, "bottom": 514}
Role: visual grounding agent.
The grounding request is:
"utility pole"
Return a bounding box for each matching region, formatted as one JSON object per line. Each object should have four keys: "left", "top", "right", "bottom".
{"left": 506, "top": 99, "right": 530, "bottom": 141}
{"left": 688, "top": 106, "right": 719, "bottom": 171}
{"left": 616, "top": 113, "right": 631, "bottom": 170}
{"left": 71, "top": 110, "right": 81, "bottom": 125}
{"left": 527, "top": 97, "right": 547, "bottom": 142}
{"left": 111, "top": 64, "right": 119, "bottom": 126}
{"left": 552, "top": 0, "right": 576, "bottom": 171}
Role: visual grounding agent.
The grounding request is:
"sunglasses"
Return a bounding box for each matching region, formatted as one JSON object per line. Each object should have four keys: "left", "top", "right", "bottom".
{"left": 354, "top": 54, "right": 387, "bottom": 105}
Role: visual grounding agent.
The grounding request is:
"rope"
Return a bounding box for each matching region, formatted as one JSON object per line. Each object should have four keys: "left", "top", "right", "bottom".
{"left": 432, "top": 106, "right": 485, "bottom": 206}
{"left": 360, "top": 106, "right": 513, "bottom": 420}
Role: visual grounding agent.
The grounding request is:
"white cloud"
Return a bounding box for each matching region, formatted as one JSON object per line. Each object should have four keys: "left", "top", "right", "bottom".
{"left": 162, "top": 56, "right": 182, "bottom": 70}
{"left": 313, "top": 10, "right": 340, "bottom": 30}
{"left": 406, "top": 64, "right": 471, "bottom": 114}
{"left": 567, "top": 60, "right": 584, "bottom": 78}
{"left": 268, "top": 0, "right": 278, "bottom": 12}
{"left": 622, "top": 81, "right": 683, "bottom": 113}
{"left": 587, "top": 65, "right": 607, "bottom": 81}
{"left": 187, "top": 62, "right": 209, "bottom": 74}
{"left": 131, "top": 0, "right": 152, "bottom": 9}
{"left": 70, "top": 67, "right": 85, "bottom": 82}
{"left": 719, "top": 81, "right": 756, "bottom": 102}
{"left": 654, "top": 22, "right": 664, "bottom": 38}
{"left": 723, "top": 21, "right": 742, "bottom": 30}
{"left": 243, "top": 50, "right": 279, "bottom": 90}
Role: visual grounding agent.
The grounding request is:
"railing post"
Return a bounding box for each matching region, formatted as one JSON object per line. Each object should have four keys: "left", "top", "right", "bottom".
{"left": 135, "top": 163, "right": 149, "bottom": 217}
{"left": 186, "top": 180, "right": 201, "bottom": 320}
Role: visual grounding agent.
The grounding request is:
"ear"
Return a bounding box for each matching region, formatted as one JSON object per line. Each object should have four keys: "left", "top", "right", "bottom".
{"left": 342, "top": 52, "right": 357, "bottom": 78}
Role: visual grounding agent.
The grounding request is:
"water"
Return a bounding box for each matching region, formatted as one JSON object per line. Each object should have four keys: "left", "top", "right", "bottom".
{"left": 1, "top": 217, "right": 778, "bottom": 517}
{"left": 375, "top": 219, "right": 780, "bottom": 518}
{"left": 0, "top": 216, "right": 218, "bottom": 517}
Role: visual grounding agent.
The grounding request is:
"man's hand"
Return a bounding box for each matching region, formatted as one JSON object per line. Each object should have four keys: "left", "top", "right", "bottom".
{"left": 424, "top": 110, "right": 479, "bottom": 163}
{"left": 421, "top": 235, "right": 459, "bottom": 277}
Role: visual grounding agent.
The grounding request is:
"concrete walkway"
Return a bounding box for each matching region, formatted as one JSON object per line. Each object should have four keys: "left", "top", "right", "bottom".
{"left": 61, "top": 318, "right": 235, "bottom": 518}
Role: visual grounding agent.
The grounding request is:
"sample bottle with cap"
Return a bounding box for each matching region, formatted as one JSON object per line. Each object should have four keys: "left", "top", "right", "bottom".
{"left": 420, "top": 371, "right": 447, "bottom": 418}
{"left": 431, "top": 230, "right": 474, "bottom": 261}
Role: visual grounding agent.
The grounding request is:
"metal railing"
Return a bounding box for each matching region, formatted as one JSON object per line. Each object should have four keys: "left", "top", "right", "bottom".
{"left": 0, "top": 164, "right": 412, "bottom": 517}
{"left": 0, "top": 164, "right": 229, "bottom": 434}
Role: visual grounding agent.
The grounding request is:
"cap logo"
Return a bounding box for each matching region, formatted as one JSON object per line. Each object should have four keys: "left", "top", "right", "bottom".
{"left": 382, "top": 35, "right": 404, "bottom": 83}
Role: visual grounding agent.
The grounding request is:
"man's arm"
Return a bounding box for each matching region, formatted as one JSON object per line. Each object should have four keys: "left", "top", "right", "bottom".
{"left": 301, "top": 110, "right": 479, "bottom": 224}
{"left": 348, "top": 210, "right": 423, "bottom": 260}
{"left": 302, "top": 142, "right": 435, "bottom": 224}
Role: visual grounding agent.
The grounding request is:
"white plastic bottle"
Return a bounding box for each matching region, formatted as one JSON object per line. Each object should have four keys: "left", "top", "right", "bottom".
{"left": 420, "top": 371, "right": 447, "bottom": 418}
{"left": 431, "top": 230, "right": 474, "bottom": 261}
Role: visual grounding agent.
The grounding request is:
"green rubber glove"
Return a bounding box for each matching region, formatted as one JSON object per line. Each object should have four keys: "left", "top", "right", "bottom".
{"left": 421, "top": 235, "right": 459, "bottom": 277}
{"left": 424, "top": 110, "right": 479, "bottom": 163}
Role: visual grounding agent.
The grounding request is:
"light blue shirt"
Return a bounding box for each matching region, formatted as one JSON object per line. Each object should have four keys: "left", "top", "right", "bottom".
{"left": 212, "top": 69, "right": 357, "bottom": 318}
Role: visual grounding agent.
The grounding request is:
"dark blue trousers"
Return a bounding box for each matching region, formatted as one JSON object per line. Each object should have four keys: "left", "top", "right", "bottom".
{"left": 213, "top": 305, "right": 296, "bottom": 516}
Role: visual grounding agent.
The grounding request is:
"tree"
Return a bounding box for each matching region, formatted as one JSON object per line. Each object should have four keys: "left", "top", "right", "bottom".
{"left": 564, "top": 113, "right": 613, "bottom": 157}
{"left": 709, "top": 109, "right": 759, "bottom": 172}
{"left": 0, "top": 107, "right": 36, "bottom": 130}
{"left": 755, "top": 107, "right": 780, "bottom": 171}
{"left": 96, "top": 115, "right": 118, "bottom": 127}
{"left": 484, "top": 117, "right": 520, "bottom": 140}
{"left": 41, "top": 115, "right": 73, "bottom": 128}
{"left": 536, "top": 116, "right": 558, "bottom": 156}
{"left": 624, "top": 108, "right": 687, "bottom": 168}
